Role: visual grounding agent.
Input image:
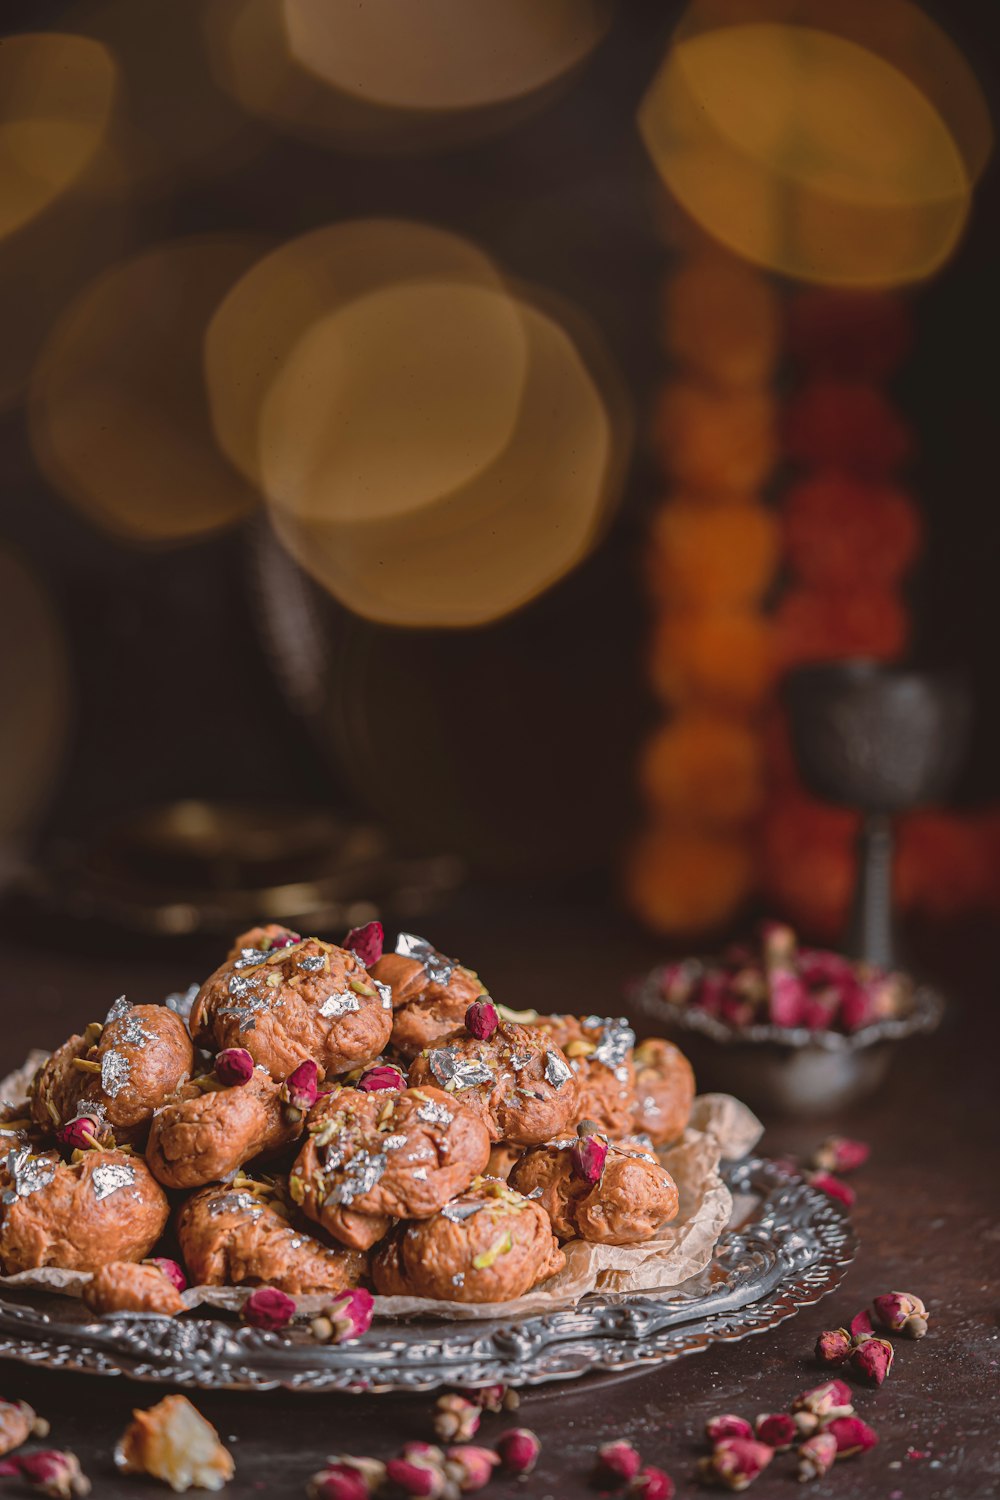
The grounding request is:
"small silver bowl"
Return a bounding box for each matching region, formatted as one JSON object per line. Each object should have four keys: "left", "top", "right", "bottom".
{"left": 631, "top": 972, "right": 944, "bottom": 1117}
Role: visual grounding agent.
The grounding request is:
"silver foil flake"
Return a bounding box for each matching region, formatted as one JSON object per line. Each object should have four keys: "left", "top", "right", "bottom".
{"left": 297, "top": 954, "right": 327, "bottom": 973}
{"left": 219, "top": 973, "right": 271, "bottom": 1032}
{"left": 382, "top": 1134, "right": 408, "bottom": 1151}
{"left": 584, "top": 1016, "right": 635, "bottom": 1071}
{"left": 105, "top": 995, "right": 132, "bottom": 1024}
{"left": 208, "top": 1191, "right": 264, "bottom": 1218}
{"left": 428, "top": 1048, "right": 494, "bottom": 1092}
{"left": 100, "top": 1050, "right": 130, "bottom": 1099}
{"left": 91, "top": 1161, "right": 136, "bottom": 1201}
{"left": 416, "top": 1100, "right": 453, "bottom": 1127}
{"left": 235, "top": 947, "right": 271, "bottom": 970}
{"left": 2, "top": 1149, "right": 56, "bottom": 1204}
{"left": 452, "top": 1272, "right": 465, "bottom": 1287}
{"left": 325, "top": 1150, "right": 388, "bottom": 1206}
{"left": 112, "top": 1014, "right": 152, "bottom": 1049}
{"left": 395, "top": 932, "right": 455, "bottom": 987}
{"left": 544, "top": 1051, "right": 573, "bottom": 1090}
{"left": 510, "top": 1051, "right": 532, "bottom": 1073}
{"left": 411, "top": 1167, "right": 429, "bottom": 1181}
{"left": 524, "top": 1186, "right": 544, "bottom": 1199}
{"left": 318, "top": 991, "right": 360, "bottom": 1020}
{"left": 373, "top": 978, "right": 393, "bottom": 1011}
{"left": 441, "top": 1200, "right": 483, "bottom": 1222}
{"left": 164, "top": 984, "right": 199, "bottom": 1022}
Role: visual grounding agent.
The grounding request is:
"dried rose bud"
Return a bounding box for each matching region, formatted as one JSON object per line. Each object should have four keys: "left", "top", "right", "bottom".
{"left": 796, "top": 1432, "right": 837, "bottom": 1482}
{"left": 697, "top": 1438, "right": 773, "bottom": 1491}
{"left": 0, "top": 1399, "right": 50, "bottom": 1457}
{"left": 307, "top": 1465, "right": 371, "bottom": 1500}
{"left": 496, "top": 1428, "right": 540, "bottom": 1475}
{"left": 838, "top": 980, "right": 876, "bottom": 1033}
{"left": 344, "top": 920, "right": 384, "bottom": 968}
{"left": 465, "top": 999, "right": 499, "bottom": 1042}
{"left": 814, "top": 1328, "right": 852, "bottom": 1366}
{"left": 597, "top": 1439, "right": 642, "bottom": 1481}
{"left": 872, "top": 1291, "right": 928, "bottom": 1338}
{"left": 357, "top": 1063, "right": 406, "bottom": 1093}
{"left": 755, "top": 1413, "right": 796, "bottom": 1450}
{"left": 849, "top": 1308, "right": 873, "bottom": 1340}
{"left": 0, "top": 1450, "right": 90, "bottom": 1497}
{"left": 768, "top": 971, "right": 808, "bottom": 1028}
{"left": 850, "top": 1336, "right": 894, "bottom": 1386}
{"left": 807, "top": 1172, "right": 855, "bottom": 1209}
{"left": 55, "top": 1115, "right": 102, "bottom": 1153}
{"left": 433, "top": 1395, "right": 481, "bottom": 1444}
{"left": 444, "top": 1445, "right": 500, "bottom": 1493}
{"left": 385, "top": 1455, "right": 446, "bottom": 1498}
{"left": 323, "top": 1288, "right": 374, "bottom": 1344}
{"left": 811, "top": 1136, "right": 870, "bottom": 1175}
{"left": 242, "top": 1285, "right": 296, "bottom": 1331}
{"left": 461, "top": 1384, "right": 511, "bottom": 1413}
{"left": 215, "top": 1047, "right": 255, "bottom": 1086}
{"left": 826, "top": 1416, "right": 878, "bottom": 1458}
{"left": 282, "top": 1059, "right": 320, "bottom": 1114}
{"left": 791, "top": 1380, "right": 854, "bottom": 1432}
{"left": 143, "top": 1257, "right": 188, "bottom": 1294}
{"left": 705, "top": 1416, "right": 754, "bottom": 1444}
{"left": 267, "top": 929, "right": 301, "bottom": 949}
{"left": 628, "top": 1465, "right": 674, "bottom": 1500}
{"left": 570, "top": 1129, "right": 609, "bottom": 1185}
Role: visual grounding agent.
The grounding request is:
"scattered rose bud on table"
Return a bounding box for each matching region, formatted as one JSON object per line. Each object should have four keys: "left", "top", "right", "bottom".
{"left": 0, "top": 1398, "right": 49, "bottom": 1457}
{"left": 873, "top": 1290, "right": 928, "bottom": 1337}
{"left": 0, "top": 1449, "right": 90, "bottom": 1498}
{"left": 308, "top": 1456, "right": 385, "bottom": 1499}
{"left": 850, "top": 1336, "right": 894, "bottom": 1385}
{"left": 433, "top": 1395, "right": 481, "bottom": 1444}
{"left": 810, "top": 1137, "right": 870, "bottom": 1174}
{"left": 496, "top": 1428, "right": 541, "bottom": 1474}
{"left": 796, "top": 1431, "right": 838, "bottom": 1482}
{"left": 754, "top": 1414, "right": 796, "bottom": 1450}
{"left": 628, "top": 1464, "right": 675, "bottom": 1499}
{"left": 815, "top": 1327, "right": 852, "bottom": 1366}
{"left": 698, "top": 1438, "right": 773, "bottom": 1490}
{"left": 826, "top": 1416, "right": 878, "bottom": 1458}
{"left": 597, "top": 1439, "right": 643, "bottom": 1481}
{"left": 807, "top": 1172, "right": 855, "bottom": 1208}
{"left": 849, "top": 1308, "right": 874, "bottom": 1339}
{"left": 444, "top": 1445, "right": 500, "bottom": 1493}
{"left": 705, "top": 1416, "right": 754, "bottom": 1444}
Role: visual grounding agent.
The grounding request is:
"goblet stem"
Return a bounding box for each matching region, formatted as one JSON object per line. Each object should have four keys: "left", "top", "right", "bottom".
{"left": 846, "top": 812, "right": 895, "bottom": 970}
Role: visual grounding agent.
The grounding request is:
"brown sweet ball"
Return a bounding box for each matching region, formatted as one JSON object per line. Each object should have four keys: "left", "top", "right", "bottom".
{"left": 527, "top": 1015, "right": 637, "bottom": 1140}
{"left": 370, "top": 932, "right": 488, "bottom": 1061}
{"left": 29, "top": 998, "right": 194, "bottom": 1144}
{"left": 145, "top": 1070, "right": 303, "bottom": 1190}
{"left": 176, "top": 1181, "right": 367, "bottom": 1296}
{"left": 407, "top": 1021, "right": 579, "bottom": 1146}
{"left": 190, "top": 933, "right": 392, "bottom": 1082}
{"left": 83, "top": 1261, "right": 186, "bottom": 1317}
{"left": 631, "top": 1038, "right": 695, "bottom": 1146}
{"left": 510, "top": 1138, "right": 679, "bottom": 1245}
{"left": 486, "top": 1142, "right": 523, "bottom": 1181}
{"left": 0, "top": 1149, "right": 169, "bottom": 1274}
{"left": 372, "top": 1176, "right": 565, "bottom": 1303}
{"left": 290, "top": 1084, "right": 491, "bottom": 1251}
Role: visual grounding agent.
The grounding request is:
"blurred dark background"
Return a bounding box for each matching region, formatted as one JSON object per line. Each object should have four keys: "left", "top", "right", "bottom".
{"left": 1, "top": 0, "right": 998, "bottom": 952}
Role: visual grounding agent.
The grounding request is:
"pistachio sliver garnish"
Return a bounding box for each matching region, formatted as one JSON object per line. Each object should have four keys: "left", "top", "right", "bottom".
{"left": 472, "top": 1232, "right": 513, "bottom": 1270}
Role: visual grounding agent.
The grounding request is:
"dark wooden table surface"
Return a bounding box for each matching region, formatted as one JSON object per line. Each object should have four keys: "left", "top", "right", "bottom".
{"left": 0, "top": 896, "right": 997, "bottom": 1499}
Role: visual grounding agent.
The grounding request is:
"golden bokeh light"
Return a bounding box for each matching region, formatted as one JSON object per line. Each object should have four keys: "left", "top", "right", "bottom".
{"left": 263, "top": 294, "right": 621, "bottom": 628}
{"left": 30, "top": 236, "right": 267, "bottom": 544}
{"left": 0, "top": 546, "right": 70, "bottom": 842}
{"left": 282, "top": 0, "right": 612, "bottom": 111}
{"left": 204, "top": 219, "right": 521, "bottom": 490}
{"left": 206, "top": 0, "right": 610, "bottom": 154}
{"left": 0, "top": 33, "right": 116, "bottom": 242}
{"left": 639, "top": 0, "right": 992, "bottom": 286}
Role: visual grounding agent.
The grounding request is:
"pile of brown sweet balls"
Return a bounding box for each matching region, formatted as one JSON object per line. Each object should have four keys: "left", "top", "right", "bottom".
{"left": 0, "top": 922, "right": 696, "bottom": 1318}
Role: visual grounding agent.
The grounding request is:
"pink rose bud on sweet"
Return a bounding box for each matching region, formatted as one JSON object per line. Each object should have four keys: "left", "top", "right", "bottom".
{"left": 697, "top": 1438, "right": 773, "bottom": 1491}
{"left": 850, "top": 1336, "right": 894, "bottom": 1386}
{"left": 755, "top": 1414, "right": 797, "bottom": 1450}
{"left": 872, "top": 1291, "right": 928, "bottom": 1338}
{"left": 496, "top": 1428, "right": 540, "bottom": 1475}
{"left": 796, "top": 1432, "right": 837, "bottom": 1482}
{"left": 55, "top": 1115, "right": 101, "bottom": 1152}
{"left": 283, "top": 1059, "right": 320, "bottom": 1113}
{"left": 826, "top": 1416, "right": 878, "bottom": 1458}
{"left": 385, "top": 1456, "right": 446, "bottom": 1499}
{"left": 326, "top": 1288, "right": 374, "bottom": 1344}
{"left": 268, "top": 929, "right": 301, "bottom": 949}
{"left": 358, "top": 1063, "right": 406, "bottom": 1093}
{"left": 433, "top": 1395, "right": 481, "bottom": 1444}
{"left": 815, "top": 1328, "right": 852, "bottom": 1366}
{"left": 344, "top": 921, "right": 384, "bottom": 968}
{"left": 628, "top": 1465, "right": 674, "bottom": 1500}
{"left": 705, "top": 1416, "right": 754, "bottom": 1444}
{"left": 307, "top": 1466, "right": 371, "bottom": 1500}
{"left": 215, "top": 1047, "right": 255, "bottom": 1086}
{"left": 464, "top": 999, "right": 499, "bottom": 1042}
{"left": 444, "top": 1446, "right": 500, "bottom": 1493}
{"left": 0, "top": 1451, "right": 91, "bottom": 1497}
{"left": 808, "top": 1172, "right": 855, "bottom": 1209}
{"left": 570, "top": 1129, "right": 609, "bottom": 1186}
{"left": 597, "top": 1439, "right": 642, "bottom": 1482}
{"left": 144, "top": 1257, "right": 188, "bottom": 1294}
{"left": 811, "top": 1136, "right": 870, "bottom": 1175}
{"left": 242, "top": 1286, "right": 296, "bottom": 1331}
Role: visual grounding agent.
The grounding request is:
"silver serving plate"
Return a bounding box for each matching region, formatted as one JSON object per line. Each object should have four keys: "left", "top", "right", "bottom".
{"left": 632, "top": 973, "right": 944, "bottom": 1116}
{"left": 0, "top": 1159, "right": 855, "bottom": 1394}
